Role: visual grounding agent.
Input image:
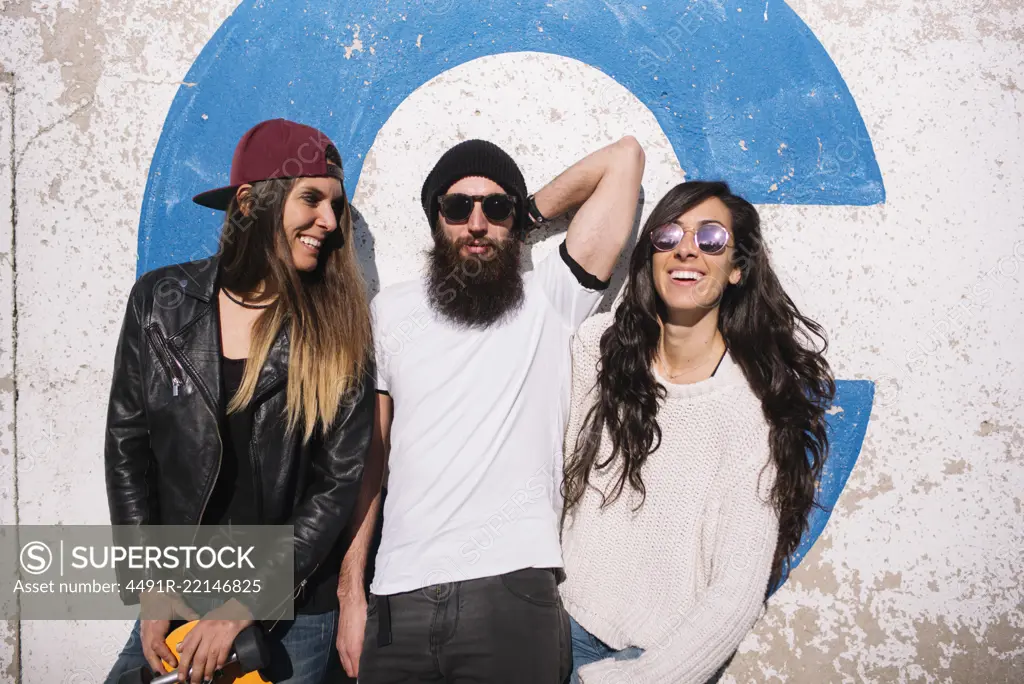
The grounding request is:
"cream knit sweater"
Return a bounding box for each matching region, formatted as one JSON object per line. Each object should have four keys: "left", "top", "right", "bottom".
{"left": 559, "top": 312, "right": 780, "bottom": 684}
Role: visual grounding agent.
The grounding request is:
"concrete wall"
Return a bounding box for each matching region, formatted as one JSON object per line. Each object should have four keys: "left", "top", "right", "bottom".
{"left": 1, "top": 0, "right": 1022, "bottom": 682}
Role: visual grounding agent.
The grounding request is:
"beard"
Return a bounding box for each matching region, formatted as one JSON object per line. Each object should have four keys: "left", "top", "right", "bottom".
{"left": 426, "top": 232, "right": 525, "bottom": 329}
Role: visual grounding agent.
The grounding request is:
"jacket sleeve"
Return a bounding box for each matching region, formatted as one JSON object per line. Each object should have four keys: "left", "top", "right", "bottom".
{"left": 104, "top": 279, "right": 156, "bottom": 605}
{"left": 104, "top": 279, "right": 155, "bottom": 526}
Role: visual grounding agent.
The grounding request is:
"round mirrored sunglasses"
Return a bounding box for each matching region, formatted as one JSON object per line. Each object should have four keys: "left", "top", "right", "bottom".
{"left": 650, "top": 222, "right": 731, "bottom": 255}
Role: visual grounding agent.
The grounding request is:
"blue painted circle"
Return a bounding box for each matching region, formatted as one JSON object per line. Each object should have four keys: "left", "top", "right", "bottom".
{"left": 138, "top": 0, "right": 881, "bottom": 590}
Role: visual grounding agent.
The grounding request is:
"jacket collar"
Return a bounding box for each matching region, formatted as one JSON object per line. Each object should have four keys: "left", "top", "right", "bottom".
{"left": 169, "top": 255, "right": 289, "bottom": 408}
{"left": 176, "top": 256, "right": 220, "bottom": 303}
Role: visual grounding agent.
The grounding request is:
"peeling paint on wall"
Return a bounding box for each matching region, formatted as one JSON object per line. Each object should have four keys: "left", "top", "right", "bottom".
{"left": 1, "top": 0, "right": 1023, "bottom": 682}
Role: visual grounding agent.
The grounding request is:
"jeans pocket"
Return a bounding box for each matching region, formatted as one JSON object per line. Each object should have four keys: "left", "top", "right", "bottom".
{"left": 499, "top": 568, "right": 560, "bottom": 607}
{"left": 367, "top": 593, "right": 379, "bottom": 617}
{"left": 361, "top": 600, "right": 379, "bottom": 654}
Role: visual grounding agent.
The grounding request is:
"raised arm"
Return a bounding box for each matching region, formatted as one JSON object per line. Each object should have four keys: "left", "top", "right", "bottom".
{"left": 531, "top": 136, "right": 645, "bottom": 282}
{"left": 336, "top": 391, "right": 392, "bottom": 678}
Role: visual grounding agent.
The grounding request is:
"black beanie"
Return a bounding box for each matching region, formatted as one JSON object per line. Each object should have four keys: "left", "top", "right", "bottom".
{"left": 420, "top": 139, "right": 529, "bottom": 233}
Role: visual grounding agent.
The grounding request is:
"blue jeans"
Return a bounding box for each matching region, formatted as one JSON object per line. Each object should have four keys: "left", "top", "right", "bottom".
{"left": 568, "top": 615, "right": 732, "bottom": 684}
{"left": 104, "top": 611, "right": 344, "bottom": 684}
{"left": 568, "top": 615, "right": 643, "bottom": 683}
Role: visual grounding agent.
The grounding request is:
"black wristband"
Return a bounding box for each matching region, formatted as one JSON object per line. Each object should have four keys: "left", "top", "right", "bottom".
{"left": 527, "top": 194, "right": 548, "bottom": 228}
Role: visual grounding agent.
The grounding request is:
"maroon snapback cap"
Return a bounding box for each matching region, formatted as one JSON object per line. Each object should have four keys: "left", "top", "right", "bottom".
{"left": 192, "top": 118, "right": 344, "bottom": 210}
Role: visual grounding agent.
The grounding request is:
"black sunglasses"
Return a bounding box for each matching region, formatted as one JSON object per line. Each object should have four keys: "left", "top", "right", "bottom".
{"left": 438, "top": 193, "right": 518, "bottom": 224}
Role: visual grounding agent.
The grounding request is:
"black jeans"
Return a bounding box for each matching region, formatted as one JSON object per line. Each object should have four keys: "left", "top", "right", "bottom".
{"left": 359, "top": 568, "right": 572, "bottom": 683}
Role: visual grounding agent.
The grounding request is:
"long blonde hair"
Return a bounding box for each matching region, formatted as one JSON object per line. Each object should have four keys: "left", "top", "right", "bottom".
{"left": 217, "top": 175, "right": 372, "bottom": 443}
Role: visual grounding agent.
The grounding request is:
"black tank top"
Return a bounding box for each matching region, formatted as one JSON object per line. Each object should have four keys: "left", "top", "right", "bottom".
{"left": 200, "top": 357, "right": 257, "bottom": 526}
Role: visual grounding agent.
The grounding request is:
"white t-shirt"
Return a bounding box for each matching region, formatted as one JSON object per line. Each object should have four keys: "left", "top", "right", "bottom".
{"left": 369, "top": 243, "right": 604, "bottom": 596}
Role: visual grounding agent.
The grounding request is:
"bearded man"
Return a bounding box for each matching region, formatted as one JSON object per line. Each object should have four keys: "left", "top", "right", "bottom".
{"left": 337, "top": 137, "right": 645, "bottom": 684}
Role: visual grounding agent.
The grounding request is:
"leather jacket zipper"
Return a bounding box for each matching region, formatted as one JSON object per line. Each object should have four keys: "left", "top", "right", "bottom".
{"left": 265, "top": 560, "right": 321, "bottom": 633}
{"left": 145, "top": 325, "right": 185, "bottom": 396}
{"left": 192, "top": 385, "right": 224, "bottom": 538}
{"left": 144, "top": 324, "right": 223, "bottom": 537}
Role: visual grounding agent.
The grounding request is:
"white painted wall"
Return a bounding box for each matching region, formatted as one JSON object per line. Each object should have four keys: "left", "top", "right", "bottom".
{"left": 1, "top": 1, "right": 1022, "bottom": 682}
{"left": 1, "top": 70, "right": 19, "bottom": 684}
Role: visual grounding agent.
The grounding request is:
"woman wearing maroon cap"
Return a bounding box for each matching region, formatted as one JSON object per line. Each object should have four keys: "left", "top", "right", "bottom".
{"left": 103, "top": 119, "right": 375, "bottom": 684}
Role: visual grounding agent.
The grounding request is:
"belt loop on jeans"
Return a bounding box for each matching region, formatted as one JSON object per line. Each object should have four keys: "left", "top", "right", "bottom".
{"left": 376, "top": 594, "right": 393, "bottom": 647}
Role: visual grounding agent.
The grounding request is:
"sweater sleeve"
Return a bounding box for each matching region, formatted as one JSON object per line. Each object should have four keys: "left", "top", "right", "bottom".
{"left": 563, "top": 315, "right": 605, "bottom": 451}
{"left": 560, "top": 319, "right": 606, "bottom": 524}
{"left": 578, "top": 436, "right": 779, "bottom": 684}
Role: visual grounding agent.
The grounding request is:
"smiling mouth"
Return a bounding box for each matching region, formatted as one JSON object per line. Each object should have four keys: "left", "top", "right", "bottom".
{"left": 299, "top": 235, "right": 322, "bottom": 251}
{"left": 669, "top": 270, "right": 704, "bottom": 283}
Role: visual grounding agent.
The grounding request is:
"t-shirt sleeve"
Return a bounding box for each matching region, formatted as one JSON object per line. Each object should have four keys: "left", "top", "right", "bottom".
{"left": 533, "top": 240, "right": 610, "bottom": 330}
{"left": 370, "top": 295, "right": 391, "bottom": 394}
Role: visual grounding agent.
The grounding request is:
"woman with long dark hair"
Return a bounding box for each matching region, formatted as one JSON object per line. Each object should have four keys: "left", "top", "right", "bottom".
{"left": 103, "top": 119, "right": 375, "bottom": 684}
{"left": 559, "top": 181, "right": 834, "bottom": 683}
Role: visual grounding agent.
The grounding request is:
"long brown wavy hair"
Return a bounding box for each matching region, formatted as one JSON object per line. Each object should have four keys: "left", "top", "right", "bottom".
{"left": 215, "top": 160, "right": 372, "bottom": 444}
{"left": 562, "top": 181, "right": 835, "bottom": 592}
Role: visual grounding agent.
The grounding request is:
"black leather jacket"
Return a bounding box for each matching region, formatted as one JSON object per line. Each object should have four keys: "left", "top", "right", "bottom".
{"left": 104, "top": 256, "right": 374, "bottom": 609}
